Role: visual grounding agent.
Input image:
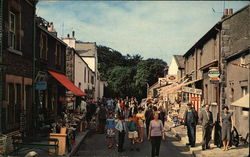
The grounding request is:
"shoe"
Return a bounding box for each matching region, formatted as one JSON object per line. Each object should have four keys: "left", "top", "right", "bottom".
{"left": 186, "top": 143, "right": 191, "bottom": 145}
{"left": 202, "top": 147, "right": 205, "bottom": 150}
{"left": 191, "top": 145, "right": 195, "bottom": 147}
{"left": 206, "top": 146, "right": 210, "bottom": 149}
{"left": 130, "top": 148, "right": 134, "bottom": 151}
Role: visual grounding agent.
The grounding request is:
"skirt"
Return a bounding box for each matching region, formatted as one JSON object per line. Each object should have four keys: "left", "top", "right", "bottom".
{"left": 128, "top": 131, "right": 138, "bottom": 139}
{"left": 107, "top": 129, "right": 116, "bottom": 138}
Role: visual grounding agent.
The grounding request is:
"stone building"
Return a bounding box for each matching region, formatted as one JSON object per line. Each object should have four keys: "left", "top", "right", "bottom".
{"left": 221, "top": 5, "right": 250, "bottom": 137}
{"left": 0, "top": 0, "right": 36, "bottom": 134}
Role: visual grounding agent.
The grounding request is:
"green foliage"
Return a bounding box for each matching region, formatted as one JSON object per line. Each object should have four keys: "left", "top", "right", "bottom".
{"left": 97, "top": 45, "right": 167, "bottom": 100}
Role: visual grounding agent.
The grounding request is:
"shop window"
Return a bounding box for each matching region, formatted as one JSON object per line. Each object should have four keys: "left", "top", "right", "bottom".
{"left": 40, "top": 32, "right": 48, "bottom": 60}
{"left": 241, "top": 86, "right": 248, "bottom": 97}
{"left": 55, "top": 42, "right": 61, "bottom": 65}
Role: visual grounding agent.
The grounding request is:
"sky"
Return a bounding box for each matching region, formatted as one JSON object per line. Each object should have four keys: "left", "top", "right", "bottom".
{"left": 36, "top": 1, "right": 249, "bottom": 64}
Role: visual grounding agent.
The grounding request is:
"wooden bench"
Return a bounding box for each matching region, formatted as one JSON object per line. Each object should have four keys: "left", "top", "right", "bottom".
{"left": 12, "top": 136, "right": 59, "bottom": 155}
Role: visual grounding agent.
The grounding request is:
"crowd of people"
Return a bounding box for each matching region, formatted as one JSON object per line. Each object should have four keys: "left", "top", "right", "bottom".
{"left": 70, "top": 96, "right": 237, "bottom": 155}
{"left": 83, "top": 97, "right": 166, "bottom": 157}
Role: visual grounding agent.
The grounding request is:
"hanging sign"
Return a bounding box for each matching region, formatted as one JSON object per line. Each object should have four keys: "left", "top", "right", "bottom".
{"left": 208, "top": 67, "right": 220, "bottom": 78}
{"left": 35, "top": 81, "right": 47, "bottom": 90}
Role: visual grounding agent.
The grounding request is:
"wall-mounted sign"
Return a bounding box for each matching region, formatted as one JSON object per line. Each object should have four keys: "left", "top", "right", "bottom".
{"left": 208, "top": 67, "right": 220, "bottom": 78}
{"left": 210, "top": 77, "right": 220, "bottom": 84}
{"left": 35, "top": 81, "right": 47, "bottom": 90}
{"left": 182, "top": 87, "right": 202, "bottom": 95}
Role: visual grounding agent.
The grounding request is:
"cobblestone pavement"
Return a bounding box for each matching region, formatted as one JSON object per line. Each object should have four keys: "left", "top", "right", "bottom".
{"left": 73, "top": 129, "right": 193, "bottom": 157}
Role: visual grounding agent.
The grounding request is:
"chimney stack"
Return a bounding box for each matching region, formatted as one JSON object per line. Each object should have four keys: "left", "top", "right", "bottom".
{"left": 67, "top": 34, "right": 70, "bottom": 38}
{"left": 47, "top": 22, "right": 57, "bottom": 36}
{"left": 224, "top": 9, "right": 228, "bottom": 16}
{"left": 72, "top": 31, "right": 75, "bottom": 38}
{"left": 229, "top": 8, "right": 233, "bottom": 15}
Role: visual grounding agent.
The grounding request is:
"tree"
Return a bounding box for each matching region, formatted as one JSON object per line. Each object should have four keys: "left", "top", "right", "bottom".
{"left": 96, "top": 45, "right": 167, "bottom": 100}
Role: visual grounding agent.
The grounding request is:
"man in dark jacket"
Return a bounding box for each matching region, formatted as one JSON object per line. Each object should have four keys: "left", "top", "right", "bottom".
{"left": 98, "top": 103, "right": 107, "bottom": 134}
{"left": 145, "top": 105, "right": 154, "bottom": 137}
{"left": 199, "top": 104, "right": 213, "bottom": 150}
{"left": 183, "top": 103, "right": 198, "bottom": 147}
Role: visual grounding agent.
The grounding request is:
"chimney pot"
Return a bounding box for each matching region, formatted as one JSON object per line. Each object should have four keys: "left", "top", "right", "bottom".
{"left": 224, "top": 9, "right": 228, "bottom": 16}
{"left": 72, "top": 31, "right": 75, "bottom": 38}
{"left": 67, "top": 34, "right": 70, "bottom": 38}
{"left": 229, "top": 8, "right": 233, "bottom": 15}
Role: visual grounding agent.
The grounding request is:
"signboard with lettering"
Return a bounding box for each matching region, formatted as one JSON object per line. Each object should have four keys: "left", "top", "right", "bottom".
{"left": 182, "top": 87, "right": 202, "bottom": 95}
{"left": 208, "top": 67, "right": 220, "bottom": 78}
{"left": 35, "top": 81, "right": 47, "bottom": 90}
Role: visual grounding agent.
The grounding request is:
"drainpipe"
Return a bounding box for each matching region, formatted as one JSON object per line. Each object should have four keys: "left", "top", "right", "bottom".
{"left": 0, "top": 0, "right": 3, "bottom": 134}
{"left": 215, "top": 25, "right": 221, "bottom": 121}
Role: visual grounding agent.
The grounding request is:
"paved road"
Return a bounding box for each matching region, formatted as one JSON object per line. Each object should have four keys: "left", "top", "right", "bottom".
{"left": 73, "top": 129, "right": 193, "bottom": 157}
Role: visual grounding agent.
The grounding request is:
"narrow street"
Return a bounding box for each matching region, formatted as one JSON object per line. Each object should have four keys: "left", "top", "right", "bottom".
{"left": 73, "top": 129, "right": 193, "bottom": 157}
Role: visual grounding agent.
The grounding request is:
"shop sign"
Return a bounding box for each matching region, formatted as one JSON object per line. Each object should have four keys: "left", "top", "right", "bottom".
{"left": 210, "top": 77, "right": 220, "bottom": 84}
{"left": 182, "top": 87, "right": 202, "bottom": 95}
{"left": 208, "top": 67, "right": 220, "bottom": 78}
{"left": 35, "top": 81, "right": 47, "bottom": 90}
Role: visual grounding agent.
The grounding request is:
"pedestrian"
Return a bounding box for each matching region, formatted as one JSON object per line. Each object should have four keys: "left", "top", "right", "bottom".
{"left": 221, "top": 106, "right": 234, "bottom": 151}
{"left": 106, "top": 113, "right": 116, "bottom": 149}
{"left": 148, "top": 112, "right": 164, "bottom": 157}
{"left": 199, "top": 104, "right": 213, "bottom": 150}
{"left": 98, "top": 103, "right": 107, "bottom": 134}
{"left": 127, "top": 113, "right": 140, "bottom": 151}
{"left": 136, "top": 107, "right": 145, "bottom": 143}
{"left": 183, "top": 103, "right": 198, "bottom": 147}
{"left": 145, "top": 105, "right": 154, "bottom": 137}
{"left": 129, "top": 102, "right": 138, "bottom": 117}
{"left": 115, "top": 116, "right": 126, "bottom": 152}
{"left": 158, "top": 106, "right": 166, "bottom": 127}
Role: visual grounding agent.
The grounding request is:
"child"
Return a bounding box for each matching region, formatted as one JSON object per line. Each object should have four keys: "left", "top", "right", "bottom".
{"left": 106, "top": 113, "right": 116, "bottom": 149}
{"left": 127, "top": 113, "right": 140, "bottom": 151}
{"left": 115, "top": 116, "right": 126, "bottom": 152}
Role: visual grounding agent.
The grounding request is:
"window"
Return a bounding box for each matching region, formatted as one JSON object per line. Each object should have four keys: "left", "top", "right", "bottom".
{"left": 242, "top": 107, "right": 249, "bottom": 116}
{"left": 55, "top": 43, "right": 61, "bottom": 65}
{"left": 84, "top": 67, "right": 86, "bottom": 83}
{"left": 230, "top": 88, "right": 234, "bottom": 102}
{"left": 40, "top": 33, "right": 48, "bottom": 60}
{"left": 9, "top": 11, "right": 16, "bottom": 49}
{"left": 91, "top": 76, "right": 94, "bottom": 85}
{"left": 213, "top": 86, "right": 218, "bottom": 103}
{"left": 200, "top": 50, "right": 203, "bottom": 68}
{"left": 7, "top": 83, "right": 21, "bottom": 128}
{"left": 241, "top": 86, "right": 248, "bottom": 97}
{"left": 88, "top": 70, "right": 90, "bottom": 83}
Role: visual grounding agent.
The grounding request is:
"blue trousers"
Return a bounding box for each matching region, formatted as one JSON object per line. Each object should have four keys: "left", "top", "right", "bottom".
{"left": 187, "top": 124, "right": 196, "bottom": 146}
